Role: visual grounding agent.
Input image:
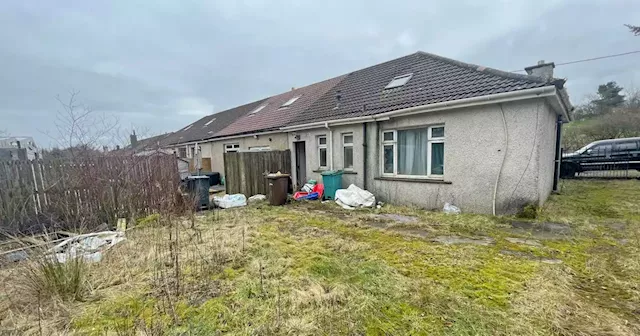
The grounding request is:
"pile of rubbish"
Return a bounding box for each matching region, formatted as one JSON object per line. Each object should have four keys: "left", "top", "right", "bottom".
{"left": 51, "top": 231, "right": 126, "bottom": 263}
{"left": 293, "top": 179, "right": 324, "bottom": 200}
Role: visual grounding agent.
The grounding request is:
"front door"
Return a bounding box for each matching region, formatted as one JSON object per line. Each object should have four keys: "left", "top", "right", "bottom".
{"left": 294, "top": 141, "right": 306, "bottom": 189}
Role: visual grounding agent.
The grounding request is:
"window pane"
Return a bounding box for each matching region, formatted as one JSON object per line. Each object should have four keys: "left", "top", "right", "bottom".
{"left": 431, "top": 127, "right": 444, "bottom": 138}
{"left": 319, "top": 137, "right": 327, "bottom": 145}
{"left": 343, "top": 135, "right": 353, "bottom": 144}
{"left": 431, "top": 143, "right": 444, "bottom": 175}
{"left": 320, "top": 148, "right": 327, "bottom": 167}
{"left": 344, "top": 147, "right": 353, "bottom": 169}
{"left": 383, "top": 132, "right": 394, "bottom": 141}
{"left": 398, "top": 128, "right": 429, "bottom": 175}
{"left": 383, "top": 145, "right": 394, "bottom": 174}
{"left": 616, "top": 141, "right": 639, "bottom": 151}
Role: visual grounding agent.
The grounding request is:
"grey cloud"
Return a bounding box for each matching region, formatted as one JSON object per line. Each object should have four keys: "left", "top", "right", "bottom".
{"left": 1, "top": 0, "right": 639, "bottom": 147}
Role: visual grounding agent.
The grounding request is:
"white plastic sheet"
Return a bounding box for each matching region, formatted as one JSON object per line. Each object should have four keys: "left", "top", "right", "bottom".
{"left": 213, "top": 194, "right": 247, "bottom": 208}
{"left": 443, "top": 203, "right": 461, "bottom": 214}
{"left": 334, "top": 184, "right": 376, "bottom": 210}
{"left": 248, "top": 194, "right": 267, "bottom": 203}
{"left": 51, "top": 231, "right": 126, "bottom": 263}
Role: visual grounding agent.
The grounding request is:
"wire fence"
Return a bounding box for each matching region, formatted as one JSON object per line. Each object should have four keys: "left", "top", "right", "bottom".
{"left": 561, "top": 147, "right": 640, "bottom": 180}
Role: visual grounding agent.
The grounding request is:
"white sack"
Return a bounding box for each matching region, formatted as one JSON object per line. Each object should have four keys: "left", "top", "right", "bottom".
{"left": 334, "top": 184, "right": 376, "bottom": 210}
{"left": 214, "top": 194, "right": 247, "bottom": 208}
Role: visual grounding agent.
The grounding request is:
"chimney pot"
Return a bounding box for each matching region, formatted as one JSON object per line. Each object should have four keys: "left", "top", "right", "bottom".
{"left": 524, "top": 61, "right": 555, "bottom": 81}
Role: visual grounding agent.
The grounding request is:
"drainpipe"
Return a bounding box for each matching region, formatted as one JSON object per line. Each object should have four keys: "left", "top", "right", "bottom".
{"left": 325, "top": 122, "right": 333, "bottom": 170}
{"left": 362, "top": 123, "right": 367, "bottom": 190}
{"left": 552, "top": 115, "right": 563, "bottom": 192}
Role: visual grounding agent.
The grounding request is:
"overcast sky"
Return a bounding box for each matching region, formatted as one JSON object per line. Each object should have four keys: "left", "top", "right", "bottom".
{"left": 1, "top": 0, "right": 639, "bottom": 147}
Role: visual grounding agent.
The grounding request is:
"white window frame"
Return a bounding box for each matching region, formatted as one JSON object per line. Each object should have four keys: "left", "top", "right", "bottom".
{"left": 380, "top": 125, "right": 445, "bottom": 179}
{"left": 280, "top": 96, "right": 301, "bottom": 108}
{"left": 342, "top": 133, "right": 354, "bottom": 170}
{"left": 224, "top": 143, "right": 240, "bottom": 153}
{"left": 317, "top": 135, "right": 327, "bottom": 169}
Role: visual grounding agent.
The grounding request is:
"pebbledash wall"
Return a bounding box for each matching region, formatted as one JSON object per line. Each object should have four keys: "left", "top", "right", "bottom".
{"left": 289, "top": 97, "right": 559, "bottom": 214}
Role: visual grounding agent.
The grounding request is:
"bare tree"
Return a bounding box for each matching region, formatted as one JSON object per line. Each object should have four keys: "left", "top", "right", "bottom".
{"left": 43, "top": 90, "right": 119, "bottom": 158}
{"left": 625, "top": 24, "right": 640, "bottom": 36}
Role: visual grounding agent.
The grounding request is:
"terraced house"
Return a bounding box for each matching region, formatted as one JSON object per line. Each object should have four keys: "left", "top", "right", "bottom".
{"left": 161, "top": 52, "right": 573, "bottom": 214}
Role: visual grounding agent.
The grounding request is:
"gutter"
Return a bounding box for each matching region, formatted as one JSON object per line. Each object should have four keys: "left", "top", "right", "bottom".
{"left": 166, "top": 129, "right": 283, "bottom": 147}
{"left": 281, "top": 86, "right": 565, "bottom": 132}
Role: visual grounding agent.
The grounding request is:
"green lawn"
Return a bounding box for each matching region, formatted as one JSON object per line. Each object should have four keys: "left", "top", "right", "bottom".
{"left": 2, "top": 180, "right": 640, "bottom": 335}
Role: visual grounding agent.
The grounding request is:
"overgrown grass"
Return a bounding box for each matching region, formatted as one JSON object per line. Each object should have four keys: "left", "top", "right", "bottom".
{"left": 1, "top": 180, "right": 639, "bottom": 335}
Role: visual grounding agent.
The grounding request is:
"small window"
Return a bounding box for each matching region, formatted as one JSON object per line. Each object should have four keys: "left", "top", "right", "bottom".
{"left": 281, "top": 96, "right": 301, "bottom": 108}
{"left": 250, "top": 105, "right": 267, "bottom": 114}
{"left": 343, "top": 133, "right": 354, "bottom": 170}
{"left": 204, "top": 118, "right": 216, "bottom": 126}
{"left": 189, "top": 146, "right": 195, "bottom": 158}
{"left": 224, "top": 143, "right": 240, "bottom": 153}
{"left": 383, "top": 131, "right": 395, "bottom": 142}
{"left": 318, "top": 135, "right": 327, "bottom": 168}
{"left": 385, "top": 73, "right": 413, "bottom": 89}
{"left": 178, "top": 147, "right": 187, "bottom": 158}
{"left": 615, "top": 141, "right": 639, "bottom": 152}
{"left": 181, "top": 124, "right": 193, "bottom": 132}
{"left": 249, "top": 146, "right": 271, "bottom": 151}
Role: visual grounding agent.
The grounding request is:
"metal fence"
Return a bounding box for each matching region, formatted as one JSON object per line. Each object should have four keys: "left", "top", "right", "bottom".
{"left": 561, "top": 147, "right": 640, "bottom": 179}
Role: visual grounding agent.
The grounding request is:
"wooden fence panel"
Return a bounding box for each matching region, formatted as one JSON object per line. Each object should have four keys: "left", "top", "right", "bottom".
{"left": 223, "top": 150, "right": 291, "bottom": 196}
{"left": 0, "top": 155, "right": 181, "bottom": 234}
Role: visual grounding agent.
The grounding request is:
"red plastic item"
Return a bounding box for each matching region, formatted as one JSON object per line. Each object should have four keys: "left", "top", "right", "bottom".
{"left": 293, "top": 183, "right": 324, "bottom": 201}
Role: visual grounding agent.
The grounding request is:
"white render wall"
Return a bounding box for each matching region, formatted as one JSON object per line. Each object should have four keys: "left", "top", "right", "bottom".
{"left": 170, "top": 133, "right": 289, "bottom": 176}
{"left": 289, "top": 97, "right": 559, "bottom": 214}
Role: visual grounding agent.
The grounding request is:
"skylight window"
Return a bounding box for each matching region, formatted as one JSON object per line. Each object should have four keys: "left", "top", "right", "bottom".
{"left": 181, "top": 124, "right": 193, "bottom": 132}
{"left": 385, "top": 73, "right": 413, "bottom": 89}
{"left": 204, "top": 118, "right": 216, "bottom": 126}
{"left": 250, "top": 105, "right": 267, "bottom": 114}
{"left": 280, "top": 96, "right": 301, "bottom": 108}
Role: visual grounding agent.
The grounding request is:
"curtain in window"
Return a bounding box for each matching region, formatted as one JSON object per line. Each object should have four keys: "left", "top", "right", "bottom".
{"left": 431, "top": 143, "right": 444, "bottom": 175}
{"left": 398, "top": 128, "right": 429, "bottom": 175}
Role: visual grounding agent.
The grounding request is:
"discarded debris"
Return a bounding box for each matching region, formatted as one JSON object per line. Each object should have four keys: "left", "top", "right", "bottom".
{"left": 51, "top": 231, "right": 126, "bottom": 263}
{"left": 248, "top": 194, "right": 267, "bottom": 203}
{"left": 213, "top": 194, "right": 247, "bottom": 209}
{"left": 443, "top": 203, "right": 461, "bottom": 214}
{"left": 335, "top": 184, "right": 376, "bottom": 210}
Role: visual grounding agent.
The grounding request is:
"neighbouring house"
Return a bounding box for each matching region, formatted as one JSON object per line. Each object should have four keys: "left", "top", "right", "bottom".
{"left": 0, "top": 136, "right": 41, "bottom": 161}
{"left": 164, "top": 76, "right": 344, "bottom": 175}
{"left": 153, "top": 51, "right": 573, "bottom": 214}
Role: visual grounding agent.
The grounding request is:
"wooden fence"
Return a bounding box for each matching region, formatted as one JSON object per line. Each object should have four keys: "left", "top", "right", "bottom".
{"left": 0, "top": 155, "right": 180, "bottom": 234}
{"left": 224, "top": 150, "right": 291, "bottom": 196}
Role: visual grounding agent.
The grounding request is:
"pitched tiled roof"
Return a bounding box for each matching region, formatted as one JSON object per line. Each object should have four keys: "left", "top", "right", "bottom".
{"left": 290, "top": 51, "right": 553, "bottom": 126}
{"left": 131, "top": 133, "right": 174, "bottom": 151}
{"left": 215, "top": 75, "right": 346, "bottom": 137}
{"left": 165, "top": 99, "right": 267, "bottom": 145}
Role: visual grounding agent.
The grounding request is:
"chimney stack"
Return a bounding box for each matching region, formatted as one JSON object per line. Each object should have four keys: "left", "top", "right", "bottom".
{"left": 130, "top": 130, "right": 138, "bottom": 148}
{"left": 524, "top": 60, "right": 555, "bottom": 81}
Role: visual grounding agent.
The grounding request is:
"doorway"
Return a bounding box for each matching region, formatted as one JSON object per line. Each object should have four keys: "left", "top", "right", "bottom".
{"left": 294, "top": 141, "right": 306, "bottom": 189}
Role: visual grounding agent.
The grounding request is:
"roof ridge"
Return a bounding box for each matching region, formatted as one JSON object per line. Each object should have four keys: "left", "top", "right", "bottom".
{"left": 415, "top": 51, "right": 549, "bottom": 84}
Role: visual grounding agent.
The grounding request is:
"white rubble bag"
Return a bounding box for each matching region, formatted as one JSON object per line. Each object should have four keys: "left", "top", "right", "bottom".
{"left": 213, "top": 194, "right": 247, "bottom": 208}
{"left": 334, "top": 184, "right": 376, "bottom": 210}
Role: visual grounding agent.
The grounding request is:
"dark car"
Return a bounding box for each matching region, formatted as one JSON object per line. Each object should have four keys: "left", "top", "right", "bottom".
{"left": 561, "top": 137, "right": 640, "bottom": 178}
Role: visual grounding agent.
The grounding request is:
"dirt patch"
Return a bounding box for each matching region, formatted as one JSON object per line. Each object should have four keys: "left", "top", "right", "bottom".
{"left": 500, "top": 250, "right": 563, "bottom": 264}
{"left": 505, "top": 237, "right": 542, "bottom": 247}
{"left": 371, "top": 214, "right": 419, "bottom": 223}
{"left": 388, "top": 227, "right": 430, "bottom": 238}
{"left": 432, "top": 235, "right": 494, "bottom": 246}
{"left": 510, "top": 221, "right": 572, "bottom": 239}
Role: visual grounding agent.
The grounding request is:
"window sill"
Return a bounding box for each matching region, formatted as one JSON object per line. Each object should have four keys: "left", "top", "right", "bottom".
{"left": 374, "top": 176, "right": 452, "bottom": 184}
{"left": 312, "top": 169, "right": 357, "bottom": 174}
